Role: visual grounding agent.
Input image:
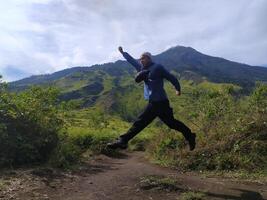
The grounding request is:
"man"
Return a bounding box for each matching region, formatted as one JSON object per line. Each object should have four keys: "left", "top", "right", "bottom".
{"left": 107, "top": 46, "right": 196, "bottom": 151}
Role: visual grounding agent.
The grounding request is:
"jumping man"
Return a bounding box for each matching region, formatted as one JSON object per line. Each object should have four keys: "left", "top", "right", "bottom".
{"left": 107, "top": 47, "right": 196, "bottom": 151}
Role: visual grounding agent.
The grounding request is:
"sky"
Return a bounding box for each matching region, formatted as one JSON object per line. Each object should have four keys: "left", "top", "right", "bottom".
{"left": 0, "top": 0, "right": 266, "bottom": 82}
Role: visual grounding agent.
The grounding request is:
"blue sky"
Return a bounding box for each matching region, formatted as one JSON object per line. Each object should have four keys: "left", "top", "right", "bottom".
{"left": 0, "top": 0, "right": 266, "bottom": 81}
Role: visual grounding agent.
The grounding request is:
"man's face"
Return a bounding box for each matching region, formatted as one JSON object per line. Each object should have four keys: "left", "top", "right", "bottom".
{"left": 140, "top": 55, "right": 151, "bottom": 68}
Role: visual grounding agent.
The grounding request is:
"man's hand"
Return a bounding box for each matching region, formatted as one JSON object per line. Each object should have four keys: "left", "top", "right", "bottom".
{"left": 176, "top": 90, "right": 181, "bottom": 96}
{"left": 118, "top": 46, "right": 123, "bottom": 54}
{"left": 135, "top": 70, "right": 150, "bottom": 83}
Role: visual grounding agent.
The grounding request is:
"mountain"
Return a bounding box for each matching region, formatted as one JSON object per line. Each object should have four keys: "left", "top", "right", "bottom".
{"left": 7, "top": 45, "right": 267, "bottom": 107}
{"left": 153, "top": 46, "right": 267, "bottom": 85}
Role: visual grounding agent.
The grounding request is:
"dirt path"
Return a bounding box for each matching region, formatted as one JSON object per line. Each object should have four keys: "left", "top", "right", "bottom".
{"left": 1, "top": 151, "right": 267, "bottom": 200}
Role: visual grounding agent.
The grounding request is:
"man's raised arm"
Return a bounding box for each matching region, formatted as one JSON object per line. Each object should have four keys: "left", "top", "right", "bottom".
{"left": 118, "top": 46, "right": 142, "bottom": 72}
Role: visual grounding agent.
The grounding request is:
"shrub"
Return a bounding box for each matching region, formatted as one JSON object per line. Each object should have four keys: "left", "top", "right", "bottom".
{"left": 0, "top": 84, "right": 63, "bottom": 167}
{"left": 147, "top": 82, "right": 267, "bottom": 172}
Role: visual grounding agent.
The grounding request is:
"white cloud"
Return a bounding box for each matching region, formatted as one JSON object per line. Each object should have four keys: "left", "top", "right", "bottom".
{"left": 0, "top": 0, "right": 266, "bottom": 81}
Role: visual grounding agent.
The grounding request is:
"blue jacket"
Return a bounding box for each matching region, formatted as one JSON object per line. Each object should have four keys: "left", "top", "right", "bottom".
{"left": 122, "top": 52, "right": 181, "bottom": 102}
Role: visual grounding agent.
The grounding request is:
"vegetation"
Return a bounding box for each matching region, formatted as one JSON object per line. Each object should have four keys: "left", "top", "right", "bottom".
{"left": 138, "top": 175, "right": 180, "bottom": 191}
{"left": 49, "top": 108, "right": 128, "bottom": 168}
{"left": 1, "top": 69, "right": 267, "bottom": 176}
{"left": 147, "top": 81, "right": 267, "bottom": 173}
{"left": 180, "top": 191, "right": 206, "bottom": 200}
{"left": 0, "top": 76, "right": 63, "bottom": 167}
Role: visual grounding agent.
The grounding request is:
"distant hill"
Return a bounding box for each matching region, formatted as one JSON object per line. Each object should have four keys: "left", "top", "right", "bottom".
{"left": 153, "top": 46, "right": 267, "bottom": 86}
{"left": 8, "top": 45, "right": 267, "bottom": 107}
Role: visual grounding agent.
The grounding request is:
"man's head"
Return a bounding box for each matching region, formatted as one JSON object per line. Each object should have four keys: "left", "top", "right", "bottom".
{"left": 140, "top": 52, "right": 152, "bottom": 68}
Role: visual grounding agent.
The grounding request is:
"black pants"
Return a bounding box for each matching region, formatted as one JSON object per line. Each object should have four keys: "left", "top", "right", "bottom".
{"left": 120, "top": 99, "right": 192, "bottom": 142}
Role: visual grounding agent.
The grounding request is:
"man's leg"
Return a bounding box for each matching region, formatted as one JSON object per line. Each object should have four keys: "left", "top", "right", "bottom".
{"left": 119, "top": 103, "right": 157, "bottom": 142}
{"left": 157, "top": 100, "right": 196, "bottom": 150}
{"left": 107, "top": 102, "right": 157, "bottom": 149}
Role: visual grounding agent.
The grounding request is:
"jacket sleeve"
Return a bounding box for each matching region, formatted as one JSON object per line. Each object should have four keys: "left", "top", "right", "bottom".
{"left": 122, "top": 52, "right": 142, "bottom": 72}
{"left": 135, "top": 70, "right": 150, "bottom": 83}
{"left": 160, "top": 65, "right": 181, "bottom": 92}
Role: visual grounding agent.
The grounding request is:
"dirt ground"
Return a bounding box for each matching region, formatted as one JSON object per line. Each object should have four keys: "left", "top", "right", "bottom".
{"left": 0, "top": 151, "right": 266, "bottom": 200}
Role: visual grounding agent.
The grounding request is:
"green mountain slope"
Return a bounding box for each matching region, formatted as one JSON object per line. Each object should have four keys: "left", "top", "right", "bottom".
{"left": 8, "top": 45, "right": 267, "bottom": 108}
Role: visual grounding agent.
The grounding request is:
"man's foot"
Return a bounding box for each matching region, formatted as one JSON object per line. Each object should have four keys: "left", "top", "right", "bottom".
{"left": 107, "top": 137, "right": 128, "bottom": 150}
{"left": 188, "top": 132, "right": 196, "bottom": 151}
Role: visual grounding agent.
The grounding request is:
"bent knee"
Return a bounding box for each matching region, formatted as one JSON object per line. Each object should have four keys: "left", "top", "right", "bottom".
{"left": 166, "top": 122, "right": 177, "bottom": 129}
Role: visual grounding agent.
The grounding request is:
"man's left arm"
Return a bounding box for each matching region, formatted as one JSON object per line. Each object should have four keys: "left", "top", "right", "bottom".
{"left": 160, "top": 65, "right": 181, "bottom": 94}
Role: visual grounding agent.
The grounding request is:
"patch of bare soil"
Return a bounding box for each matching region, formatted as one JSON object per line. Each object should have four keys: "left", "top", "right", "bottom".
{"left": 0, "top": 151, "right": 266, "bottom": 200}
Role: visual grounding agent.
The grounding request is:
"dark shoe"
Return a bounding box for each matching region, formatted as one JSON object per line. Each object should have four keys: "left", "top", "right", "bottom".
{"left": 107, "top": 137, "right": 128, "bottom": 150}
{"left": 188, "top": 132, "right": 196, "bottom": 151}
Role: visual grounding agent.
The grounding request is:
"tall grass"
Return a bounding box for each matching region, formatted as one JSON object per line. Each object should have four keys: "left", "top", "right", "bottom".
{"left": 147, "top": 82, "right": 267, "bottom": 173}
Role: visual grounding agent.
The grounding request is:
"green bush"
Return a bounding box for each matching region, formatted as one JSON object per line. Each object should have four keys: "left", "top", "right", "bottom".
{"left": 49, "top": 113, "right": 127, "bottom": 167}
{"left": 0, "top": 82, "right": 63, "bottom": 167}
{"left": 147, "top": 82, "right": 267, "bottom": 172}
{"left": 50, "top": 134, "right": 83, "bottom": 168}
